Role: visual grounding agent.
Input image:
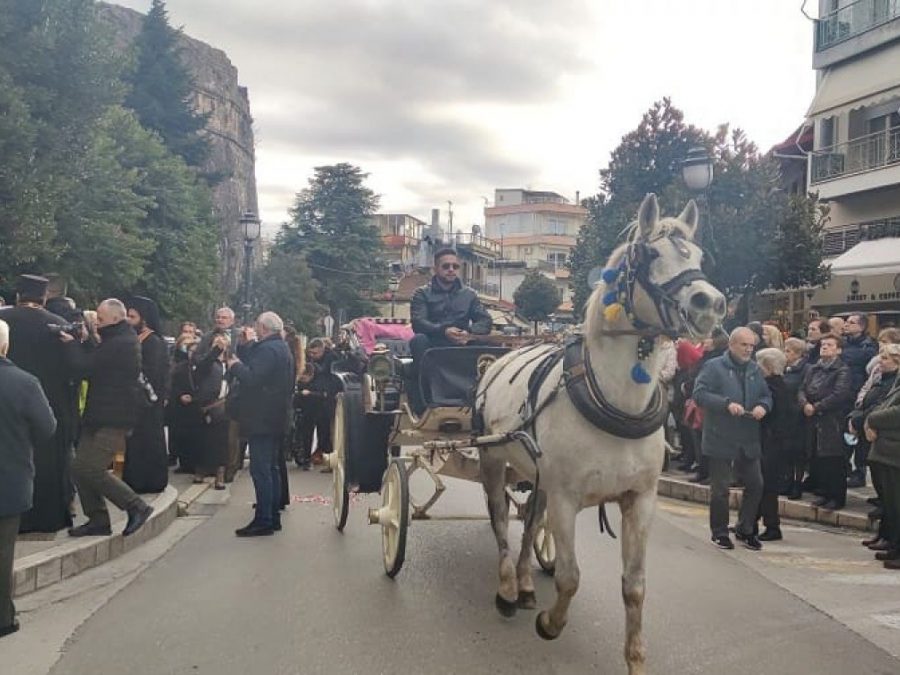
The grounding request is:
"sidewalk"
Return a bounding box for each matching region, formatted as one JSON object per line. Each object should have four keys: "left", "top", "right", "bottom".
{"left": 659, "top": 465, "right": 878, "bottom": 532}
{"left": 12, "top": 470, "right": 223, "bottom": 598}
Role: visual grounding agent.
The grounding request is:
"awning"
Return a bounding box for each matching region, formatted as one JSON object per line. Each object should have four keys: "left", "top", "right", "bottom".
{"left": 807, "top": 45, "right": 900, "bottom": 117}
{"left": 829, "top": 237, "right": 900, "bottom": 276}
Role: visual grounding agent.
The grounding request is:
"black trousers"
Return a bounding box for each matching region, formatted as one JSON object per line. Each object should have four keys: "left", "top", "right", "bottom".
{"left": 0, "top": 514, "right": 20, "bottom": 630}
{"left": 871, "top": 463, "right": 895, "bottom": 542}
{"left": 814, "top": 455, "right": 847, "bottom": 507}
{"left": 708, "top": 453, "right": 763, "bottom": 538}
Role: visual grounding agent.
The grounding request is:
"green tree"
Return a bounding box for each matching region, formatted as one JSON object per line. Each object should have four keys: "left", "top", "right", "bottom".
{"left": 254, "top": 250, "right": 322, "bottom": 336}
{"left": 124, "top": 0, "right": 210, "bottom": 168}
{"left": 570, "top": 99, "right": 828, "bottom": 320}
{"left": 514, "top": 270, "right": 560, "bottom": 334}
{"left": 276, "top": 163, "right": 385, "bottom": 319}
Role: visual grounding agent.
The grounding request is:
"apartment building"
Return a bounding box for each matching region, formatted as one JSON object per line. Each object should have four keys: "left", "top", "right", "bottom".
{"left": 371, "top": 213, "right": 427, "bottom": 274}
{"left": 482, "top": 189, "right": 586, "bottom": 309}
{"left": 805, "top": 0, "right": 900, "bottom": 325}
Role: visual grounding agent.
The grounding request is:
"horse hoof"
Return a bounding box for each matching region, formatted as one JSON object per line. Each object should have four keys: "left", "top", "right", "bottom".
{"left": 495, "top": 593, "right": 518, "bottom": 618}
{"left": 535, "top": 611, "right": 559, "bottom": 640}
{"left": 517, "top": 590, "right": 537, "bottom": 609}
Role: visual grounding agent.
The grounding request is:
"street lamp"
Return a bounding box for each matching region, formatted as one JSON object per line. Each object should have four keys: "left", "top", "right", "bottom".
{"left": 388, "top": 277, "right": 400, "bottom": 318}
{"left": 681, "top": 146, "right": 714, "bottom": 192}
{"left": 240, "top": 211, "right": 261, "bottom": 324}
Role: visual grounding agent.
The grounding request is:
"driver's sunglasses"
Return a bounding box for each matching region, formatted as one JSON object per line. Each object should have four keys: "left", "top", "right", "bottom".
{"left": 440, "top": 263, "right": 460, "bottom": 270}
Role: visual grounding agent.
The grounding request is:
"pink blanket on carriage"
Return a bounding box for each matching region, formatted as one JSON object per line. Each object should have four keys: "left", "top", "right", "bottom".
{"left": 354, "top": 318, "right": 414, "bottom": 354}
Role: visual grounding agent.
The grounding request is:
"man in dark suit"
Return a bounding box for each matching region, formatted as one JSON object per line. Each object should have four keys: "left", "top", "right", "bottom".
{"left": 0, "top": 275, "right": 77, "bottom": 533}
{"left": 0, "top": 319, "right": 57, "bottom": 638}
{"left": 227, "top": 312, "right": 294, "bottom": 537}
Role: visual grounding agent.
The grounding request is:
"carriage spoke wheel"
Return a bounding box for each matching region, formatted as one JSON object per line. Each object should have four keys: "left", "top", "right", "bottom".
{"left": 331, "top": 393, "right": 350, "bottom": 531}
{"left": 533, "top": 515, "right": 556, "bottom": 575}
{"left": 379, "top": 460, "right": 409, "bottom": 578}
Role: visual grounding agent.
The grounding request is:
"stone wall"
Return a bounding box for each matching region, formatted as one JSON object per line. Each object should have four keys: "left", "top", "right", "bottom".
{"left": 100, "top": 3, "right": 258, "bottom": 301}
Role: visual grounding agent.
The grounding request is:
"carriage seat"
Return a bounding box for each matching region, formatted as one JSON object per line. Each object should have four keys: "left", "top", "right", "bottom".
{"left": 419, "top": 346, "right": 509, "bottom": 409}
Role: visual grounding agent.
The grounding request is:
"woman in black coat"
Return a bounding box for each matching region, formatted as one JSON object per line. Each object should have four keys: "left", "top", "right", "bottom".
{"left": 799, "top": 335, "right": 853, "bottom": 510}
{"left": 783, "top": 337, "right": 811, "bottom": 499}
{"left": 755, "top": 349, "right": 795, "bottom": 540}
{"left": 167, "top": 337, "right": 202, "bottom": 474}
{"left": 850, "top": 348, "right": 899, "bottom": 551}
{"left": 192, "top": 339, "right": 230, "bottom": 489}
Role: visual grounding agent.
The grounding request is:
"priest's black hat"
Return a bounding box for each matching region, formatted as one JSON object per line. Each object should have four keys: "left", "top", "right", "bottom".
{"left": 16, "top": 274, "right": 49, "bottom": 301}
{"left": 126, "top": 295, "right": 162, "bottom": 334}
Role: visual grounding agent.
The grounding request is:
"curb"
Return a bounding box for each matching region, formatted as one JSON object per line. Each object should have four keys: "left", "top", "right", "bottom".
{"left": 657, "top": 475, "right": 873, "bottom": 532}
{"left": 13, "top": 484, "right": 180, "bottom": 598}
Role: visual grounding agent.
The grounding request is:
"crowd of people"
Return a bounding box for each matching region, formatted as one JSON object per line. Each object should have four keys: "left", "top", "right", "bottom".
{"left": 0, "top": 274, "right": 344, "bottom": 639}
{"left": 670, "top": 314, "right": 900, "bottom": 567}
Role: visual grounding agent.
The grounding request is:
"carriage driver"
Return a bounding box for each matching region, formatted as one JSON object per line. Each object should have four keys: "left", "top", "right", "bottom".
{"left": 408, "top": 247, "right": 493, "bottom": 414}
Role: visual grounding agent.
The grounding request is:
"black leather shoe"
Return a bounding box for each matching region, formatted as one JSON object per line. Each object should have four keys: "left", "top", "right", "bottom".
{"left": 711, "top": 535, "right": 734, "bottom": 550}
{"left": 875, "top": 549, "right": 900, "bottom": 561}
{"left": 869, "top": 539, "right": 893, "bottom": 551}
{"left": 758, "top": 528, "right": 783, "bottom": 542}
{"left": 846, "top": 474, "right": 866, "bottom": 488}
{"left": 123, "top": 504, "right": 153, "bottom": 537}
{"left": 0, "top": 619, "right": 20, "bottom": 638}
{"left": 68, "top": 522, "right": 112, "bottom": 537}
{"left": 735, "top": 531, "right": 763, "bottom": 551}
{"left": 235, "top": 522, "right": 274, "bottom": 537}
{"left": 884, "top": 558, "right": 900, "bottom": 570}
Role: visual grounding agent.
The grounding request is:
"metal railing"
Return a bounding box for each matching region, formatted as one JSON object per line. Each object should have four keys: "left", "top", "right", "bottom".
{"left": 810, "top": 126, "right": 900, "bottom": 183}
{"left": 815, "top": 0, "right": 900, "bottom": 51}
{"left": 450, "top": 232, "right": 501, "bottom": 255}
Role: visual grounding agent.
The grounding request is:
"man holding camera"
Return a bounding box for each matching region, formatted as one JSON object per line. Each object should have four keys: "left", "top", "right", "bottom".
{"left": 60, "top": 299, "right": 153, "bottom": 537}
{"left": 0, "top": 275, "right": 77, "bottom": 533}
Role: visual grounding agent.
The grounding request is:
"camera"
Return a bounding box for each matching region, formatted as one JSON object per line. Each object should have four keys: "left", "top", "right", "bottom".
{"left": 47, "top": 320, "right": 84, "bottom": 338}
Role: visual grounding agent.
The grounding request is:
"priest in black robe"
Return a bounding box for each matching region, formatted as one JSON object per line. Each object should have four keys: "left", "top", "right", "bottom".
{"left": 123, "top": 296, "right": 170, "bottom": 493}
{"left": 0, "top": 275, "right": 78, "bottom": 533}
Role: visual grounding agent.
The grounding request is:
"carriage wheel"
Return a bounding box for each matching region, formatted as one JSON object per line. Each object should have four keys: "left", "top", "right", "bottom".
{"left": 379, "top": 459, "right": 409, "bottom": 578}
{"left": 533, "top": 514, "right": 556, "bottom": 576}
{"left": 331, "top": 393, "right": 350, "bottom": 532}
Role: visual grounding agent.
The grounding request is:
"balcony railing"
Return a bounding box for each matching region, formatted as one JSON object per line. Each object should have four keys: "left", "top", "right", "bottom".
{"left": 450, "top": 232, "right": 501, "bottom": 255}
{"left": 810, "top": 126, "right": 900, "bottom": 183}
{"left": 823, "top": 217, "right": 900, "bottom": 256}
{"left": 815, "top": 0, "right": 900, "bottom": 51}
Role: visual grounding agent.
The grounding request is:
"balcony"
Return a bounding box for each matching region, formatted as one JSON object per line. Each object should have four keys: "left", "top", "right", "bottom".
{"left": 381, "top": 234, "right": 420, "bottom": 250}
{"left": 449, "top": 232, "right": 501, "bottom": 257}
{"left": 810, "top": 126, "right": 900, "bottom": 196}
{"left": 823, "top": 217, "right": 900, "bottom": 256}
{"left": 816, "top": 0, "right": 900, "bottom": 52}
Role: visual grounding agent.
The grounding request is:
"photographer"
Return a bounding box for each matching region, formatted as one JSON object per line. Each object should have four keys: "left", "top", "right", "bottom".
{"left": 60, "top": 299, "right": 153, "bottom": 538}
{"left": 0, "top": 275, "right": 77, "bottom": 533}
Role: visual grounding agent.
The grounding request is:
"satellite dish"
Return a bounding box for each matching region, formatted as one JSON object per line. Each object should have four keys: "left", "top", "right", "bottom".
{"left": 586, "top": 266, "right": 605, "bottom": 289}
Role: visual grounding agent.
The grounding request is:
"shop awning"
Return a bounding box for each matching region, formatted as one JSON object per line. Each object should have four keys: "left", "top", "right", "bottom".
{"left": 807, "top": 45, "right": 900, "bottom": 117}
{"left": 829, "top": 238, "right": 900, "bottom": 276}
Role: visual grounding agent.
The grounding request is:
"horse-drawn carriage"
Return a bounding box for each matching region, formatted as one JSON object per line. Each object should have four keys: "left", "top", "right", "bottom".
{"left": 326, "top": 318, "right": 557, "bottom": 578}
{"left": 324, "top": 195, "right": 726, "bottom": 675}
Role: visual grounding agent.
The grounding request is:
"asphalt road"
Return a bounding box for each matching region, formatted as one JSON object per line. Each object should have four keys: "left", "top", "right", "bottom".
{"left": 42, "top": 466, "right": 900, "bottom": 674}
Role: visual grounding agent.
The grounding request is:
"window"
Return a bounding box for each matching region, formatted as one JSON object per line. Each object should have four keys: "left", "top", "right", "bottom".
{"left": 820, "top": 116, "right": 837, "bottom": 149}
{"left": 547, "top": 251, "right": 567, "bottom": 267}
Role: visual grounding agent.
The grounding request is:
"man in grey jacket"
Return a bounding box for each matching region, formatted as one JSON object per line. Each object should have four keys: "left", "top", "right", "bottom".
{"left": 694, "top": 327, "right": 772, "bottom": 551}
{"left": 0, "top": 319, "right": 57, "bottom": 637}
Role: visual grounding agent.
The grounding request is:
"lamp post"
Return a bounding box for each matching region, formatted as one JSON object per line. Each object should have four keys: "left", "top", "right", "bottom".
{"left": 388, "top": 277, "right": 400, "bottom": 318}
{"left": 239, "top": 211, "right": 261, "bottom": 325}
{"left": 681, "top": 146, "right": 714, "bottom": 194}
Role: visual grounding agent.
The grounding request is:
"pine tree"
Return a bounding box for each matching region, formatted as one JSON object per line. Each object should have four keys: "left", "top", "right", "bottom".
{"left": 276, "top": 163, "right": 386, "bottom": 320}
{"left": 124, "top": 0, "right": 210, "bottom": 168}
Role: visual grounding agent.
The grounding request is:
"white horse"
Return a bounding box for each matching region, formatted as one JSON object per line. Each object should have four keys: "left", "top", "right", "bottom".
{"left": 477, "top": 194, "right": 726, "bottom": 674}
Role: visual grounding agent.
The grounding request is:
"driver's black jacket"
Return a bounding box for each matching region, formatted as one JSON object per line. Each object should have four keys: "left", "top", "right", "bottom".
{"left": 410, "top": 277, "right": 492, "bottom": 338}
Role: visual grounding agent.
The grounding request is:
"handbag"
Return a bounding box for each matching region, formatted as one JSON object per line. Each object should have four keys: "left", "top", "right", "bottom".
{"left": 683, "top": 398, "right": 704, "bottom": 430}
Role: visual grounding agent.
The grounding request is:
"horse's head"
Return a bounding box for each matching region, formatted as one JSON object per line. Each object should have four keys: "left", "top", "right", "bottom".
{"left": 592, "top": 193, "right": 726, "bottom": 339}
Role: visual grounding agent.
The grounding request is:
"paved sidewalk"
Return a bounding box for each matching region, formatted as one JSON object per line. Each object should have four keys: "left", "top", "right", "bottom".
{"left": 659, "top": 465, "right": 879, "bottom": 532}
{"left": 11, "top": 469, "right": 228, "bottom": 598}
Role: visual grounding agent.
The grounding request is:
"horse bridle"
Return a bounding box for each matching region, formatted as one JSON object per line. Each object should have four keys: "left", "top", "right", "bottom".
{"left": 611, "top": 233, "right": 711, "bottom": 340}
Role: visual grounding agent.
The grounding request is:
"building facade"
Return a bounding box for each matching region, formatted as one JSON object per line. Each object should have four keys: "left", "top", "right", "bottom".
{"left": 371, "top": 213, "right": 427, "bottom": 275}
{"left": 805, "top": 0, "right": 900, "bottom": 326}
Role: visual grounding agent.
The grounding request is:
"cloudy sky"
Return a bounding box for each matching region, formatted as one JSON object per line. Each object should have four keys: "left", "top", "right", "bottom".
{"left": 114, "top": 0, "right": 818, "bottom": 234}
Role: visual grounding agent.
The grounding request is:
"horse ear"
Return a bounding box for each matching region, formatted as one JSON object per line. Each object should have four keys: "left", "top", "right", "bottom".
{"left": 636, "top": 193, "right": 659, "bottom": 238}
{"left": 678, "top": 200, "right": 700, "bottom": 239}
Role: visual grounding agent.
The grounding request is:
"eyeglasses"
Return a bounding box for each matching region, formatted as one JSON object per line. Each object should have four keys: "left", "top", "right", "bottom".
{"left": 440, "top": 263, "right": 460, "bottom": 270}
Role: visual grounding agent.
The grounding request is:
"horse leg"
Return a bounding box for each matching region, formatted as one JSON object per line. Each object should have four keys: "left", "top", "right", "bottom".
{"left": 515, "top": 489, "right": 546, "bottom": 610}
{"left": 480, "top": 451, "right": 517, "bottom": 617}
{"left": 619, "top": 489, "right": 656, "bottom": 675}
{"left": 535, "top": 495, "right": 578, "bottom": 640}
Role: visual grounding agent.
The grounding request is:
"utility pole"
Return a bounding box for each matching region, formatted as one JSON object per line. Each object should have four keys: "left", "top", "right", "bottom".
{"left": 447, "top": 200, "right": 453, "bottom": 239}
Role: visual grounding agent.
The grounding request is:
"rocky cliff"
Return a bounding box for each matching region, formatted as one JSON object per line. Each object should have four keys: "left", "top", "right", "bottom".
{"left": 101, "top": 3, "right": 258, "bottom": 300}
